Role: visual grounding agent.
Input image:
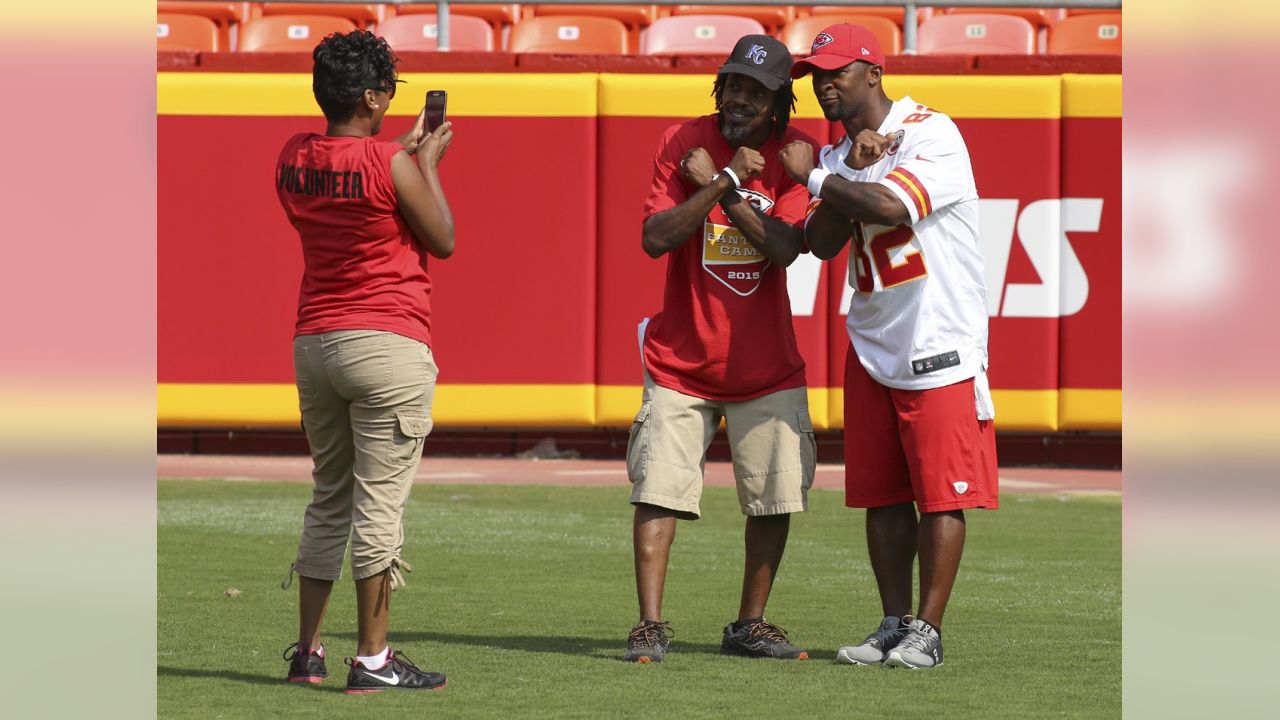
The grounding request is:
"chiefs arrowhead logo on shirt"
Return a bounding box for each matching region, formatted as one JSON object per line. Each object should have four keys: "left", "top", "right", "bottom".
{"left": 703, "top": 189, "right": 775, "bottom": 296}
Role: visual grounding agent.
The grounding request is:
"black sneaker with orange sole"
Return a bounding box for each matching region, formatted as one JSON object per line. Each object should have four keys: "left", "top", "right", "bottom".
{"left": 623, "top": 620, "right": 673, "bottom": 663}
{"left": 283, "top": 643, "right": 327, "bottom": 684}
{"left": 720, "top": 619, "right": 809, "bottom": 660}
{"left": 344, "top": 649, "right": 447, "bottom": 695}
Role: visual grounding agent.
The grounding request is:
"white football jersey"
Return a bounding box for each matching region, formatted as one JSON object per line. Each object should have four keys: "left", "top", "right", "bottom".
{"left": 814, "top": 96, "right": 993, "bottom": 412}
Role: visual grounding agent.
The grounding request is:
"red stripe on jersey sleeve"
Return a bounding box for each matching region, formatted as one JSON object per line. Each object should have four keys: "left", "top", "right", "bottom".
{"left": 804, "top": 197, "right": 823, "bottom": 222}
{"left": 893, "top": 167, "right": 933, "bottom": 216}
{"left": 885, "top": 172, "right": 926, "bottom": 220}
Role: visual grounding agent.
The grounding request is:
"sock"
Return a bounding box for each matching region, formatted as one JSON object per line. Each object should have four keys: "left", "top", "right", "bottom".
{"left": 298, "top": 643, "right": 323, "bottom": 657}
{"left": 914, "top": 618, "right": 941, "bottom": 638}
{"left": 356, "top": 646, "right": 390, "bottom": 669}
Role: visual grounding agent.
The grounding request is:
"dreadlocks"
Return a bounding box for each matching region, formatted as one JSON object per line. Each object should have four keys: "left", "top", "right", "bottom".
{"left": 711, "top": 75, "right": 797, "bottom": 140}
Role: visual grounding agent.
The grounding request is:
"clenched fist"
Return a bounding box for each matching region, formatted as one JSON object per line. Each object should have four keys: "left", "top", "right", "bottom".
{"left": 844, "top": 129, "right": 895, "bottom": 171}
{"left": 779, "top": 140, "right": 815, "bottom": 184}
{"left": 680, "top": 148, "right": 718, "bottom": 187}
{"left": 726, "top": 146, "right": 765, "bottom": 183}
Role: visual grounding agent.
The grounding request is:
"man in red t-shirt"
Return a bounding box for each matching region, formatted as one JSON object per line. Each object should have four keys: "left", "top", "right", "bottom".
{"left": 623, "top": 35, "right": 820, "bottom": 663}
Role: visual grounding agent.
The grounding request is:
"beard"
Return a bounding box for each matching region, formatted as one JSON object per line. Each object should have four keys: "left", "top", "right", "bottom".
{"left": 721, "top": 121, "right": 751, "bottom": 143}
{"left": 820, "top": 99, "right": 846, "bottom": 122}
{"left": 719, "top": 112, "right": 761, "bottom": 144}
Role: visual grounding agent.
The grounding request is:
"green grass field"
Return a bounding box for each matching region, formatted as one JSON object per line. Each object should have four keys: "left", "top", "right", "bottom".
{"left": 158, "top": 479, "right": 1120, "bottom": 719}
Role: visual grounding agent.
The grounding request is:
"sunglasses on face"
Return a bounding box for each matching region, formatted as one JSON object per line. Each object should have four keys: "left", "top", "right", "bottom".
{"left": 372, "top": 79, "right": 407, "bottom": 98}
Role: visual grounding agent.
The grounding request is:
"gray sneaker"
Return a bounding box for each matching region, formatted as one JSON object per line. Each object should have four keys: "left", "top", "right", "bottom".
{"left": 884, "top": 618, "right": 944, "bottom": 669}
{"left": 623, "top": 621, "right": 672, "bottom": 663}
{"left": 835, "top": 616, "right": 910, "bottom": 665}
{"left": 720, "top": 619, "right": 809, "bottom": 660}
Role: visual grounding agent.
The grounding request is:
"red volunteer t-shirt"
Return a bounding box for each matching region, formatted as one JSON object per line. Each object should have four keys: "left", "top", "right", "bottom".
{"left": 276, "top": 133, "right": 432, "bottom": 346}
{"left": 641, "top": 115, "right": 815, "bottom": 401}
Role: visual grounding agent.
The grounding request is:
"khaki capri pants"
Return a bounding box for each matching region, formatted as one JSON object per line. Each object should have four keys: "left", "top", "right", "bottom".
{"left": 286, "top": 329, "right": 436, "bottom": 588}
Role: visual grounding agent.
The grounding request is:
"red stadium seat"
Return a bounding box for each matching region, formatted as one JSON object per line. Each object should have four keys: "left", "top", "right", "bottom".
{"left": 802, "top": 6, "right": 934, "bottom": 25}
{"left": 530, "top": 5, "right": 660, "bottom": 52}
{"left": 782, "top": 15, "right": 902, "bottom": 57}
{"left": 917, "top": 13, "right": 1035, "bottom": 55}
{"left": 158, "top": 2, "right": 250, "bottom": 50}
{"left": 640, "top": 14, "right": 766, "bottom": 55}
{"left": 1048, "top": 12, "right": 1121, "bottom": 55}
{"left": 669, "top": 6, "right": 792, "bottom": 34}
{"left": 238, "top": 15, "right": 359, "bottom": 52}
{"left": 158, "top": 1, "right": 250, "bottom": 23}
{"left": 157, "top": 13, "right": 220, "bottom": 52}
{"left": 509, "top": 16, "right": 629, "bottom": 54}
{"left": 397, "top": 3, "right": 519, "bottom": 34}
{"left": 530, "top": 4, "right": 660, "bottom": 28}
{"left": 258, "top": 3, "right": 384, "bottom": 28}
{"left": 942, "top": 7, "right": 1066, "bottom": 29}
{"left": 375, "top": 14, "right": 496, "bottom": 52}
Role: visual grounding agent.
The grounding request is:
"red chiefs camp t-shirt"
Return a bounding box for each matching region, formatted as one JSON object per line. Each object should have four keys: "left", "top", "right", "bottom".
{"left": 276, "top": 133, "right": 432, "bottom": 346}
{"left": 641, "top": 115, "right": 816, "bottom": 401}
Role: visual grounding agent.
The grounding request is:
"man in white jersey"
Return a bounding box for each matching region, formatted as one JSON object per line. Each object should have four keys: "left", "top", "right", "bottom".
{"left": 780, "top": 23, "right": 999, "bottom": 669}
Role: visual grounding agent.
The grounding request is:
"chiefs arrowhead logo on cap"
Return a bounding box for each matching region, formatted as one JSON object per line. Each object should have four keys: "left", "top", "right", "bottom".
{"left": 792, "top": 24, "right": 887, "bottom": 79}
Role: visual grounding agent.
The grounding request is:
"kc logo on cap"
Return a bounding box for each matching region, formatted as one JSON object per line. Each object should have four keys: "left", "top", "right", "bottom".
{"left": 718, "top": 34, "right": 794, "bottom": 91}
{"left": 811, "top": 32, "right": 834, "bottom": 52}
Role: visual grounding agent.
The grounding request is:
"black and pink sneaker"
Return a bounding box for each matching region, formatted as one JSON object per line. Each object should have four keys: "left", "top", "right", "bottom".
{"left": 343, "top": 649, "right": 447, "bottom": 695}
{"left": 283, "top": 643, "right": 327, "bottom": 683}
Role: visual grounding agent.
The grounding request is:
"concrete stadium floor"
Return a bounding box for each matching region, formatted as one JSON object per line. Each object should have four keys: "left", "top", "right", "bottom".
{"left": 158, "top": 454, "right": 1121, "bottom": 496}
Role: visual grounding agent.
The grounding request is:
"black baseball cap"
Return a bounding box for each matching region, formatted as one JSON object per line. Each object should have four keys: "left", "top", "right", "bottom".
{"left": 718, "top": 34, "right": 793, "bottom": 91}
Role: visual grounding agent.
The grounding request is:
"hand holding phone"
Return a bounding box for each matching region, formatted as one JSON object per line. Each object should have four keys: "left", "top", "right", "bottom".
{"left": 425, "top": 90, "right": 447, "bottom": 132}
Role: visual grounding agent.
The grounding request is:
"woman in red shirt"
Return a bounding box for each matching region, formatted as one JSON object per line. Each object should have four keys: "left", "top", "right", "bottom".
{"left": 276, "top": 30, "right": 454, "bottom": 694}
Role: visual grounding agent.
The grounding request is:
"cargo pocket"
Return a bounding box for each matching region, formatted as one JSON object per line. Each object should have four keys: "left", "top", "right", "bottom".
{"left": 387, "top": 411, "right": 431, "bottom": 467}
{"left": 625, "top": 402, "right": 652, "bottom": 483}
{"left": 798, "top": 410, "right": 817, "bottom": 491}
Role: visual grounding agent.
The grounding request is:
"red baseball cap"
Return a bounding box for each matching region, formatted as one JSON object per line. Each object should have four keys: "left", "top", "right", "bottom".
{"left": 790, "top": 23, "right": 886, "bottom": 78}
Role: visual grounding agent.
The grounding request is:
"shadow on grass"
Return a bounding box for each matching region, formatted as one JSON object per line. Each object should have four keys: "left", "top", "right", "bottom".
{"left": 327, "top": 630, "right": 726, "bottom": 660}
{"left": 159, "top": 665, "right": 338, "bottom": 690}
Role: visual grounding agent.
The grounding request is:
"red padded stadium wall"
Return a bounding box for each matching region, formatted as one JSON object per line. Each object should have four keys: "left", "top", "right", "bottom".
{"left": 157, "top": 69, "right": 1121, "bottom": 431}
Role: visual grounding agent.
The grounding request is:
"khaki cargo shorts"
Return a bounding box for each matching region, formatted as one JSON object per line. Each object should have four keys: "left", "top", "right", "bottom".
{"left": 626, "top": 373, "right": 816, "bottom": 519}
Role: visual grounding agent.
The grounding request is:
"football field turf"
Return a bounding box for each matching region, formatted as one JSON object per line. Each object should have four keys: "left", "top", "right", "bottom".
{"left": 158, "top": 479, "right": 1120, "bottom": 718}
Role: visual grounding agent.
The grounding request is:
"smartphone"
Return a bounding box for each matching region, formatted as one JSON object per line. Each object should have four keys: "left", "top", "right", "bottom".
{"left": 425, "top": 90, "right": 447, "bottom": 132}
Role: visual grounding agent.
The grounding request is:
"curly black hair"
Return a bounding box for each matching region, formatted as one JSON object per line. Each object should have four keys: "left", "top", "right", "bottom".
{"left": 311, "top": 30, "right": 400, "bottom": 122}
{"left": 712, "top": 75, "right": 797, "bottom": 140}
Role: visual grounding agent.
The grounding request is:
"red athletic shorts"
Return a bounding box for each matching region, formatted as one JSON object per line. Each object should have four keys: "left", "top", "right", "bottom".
{"left": 843, "top": 346, "right": 999, "bottom": 512}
